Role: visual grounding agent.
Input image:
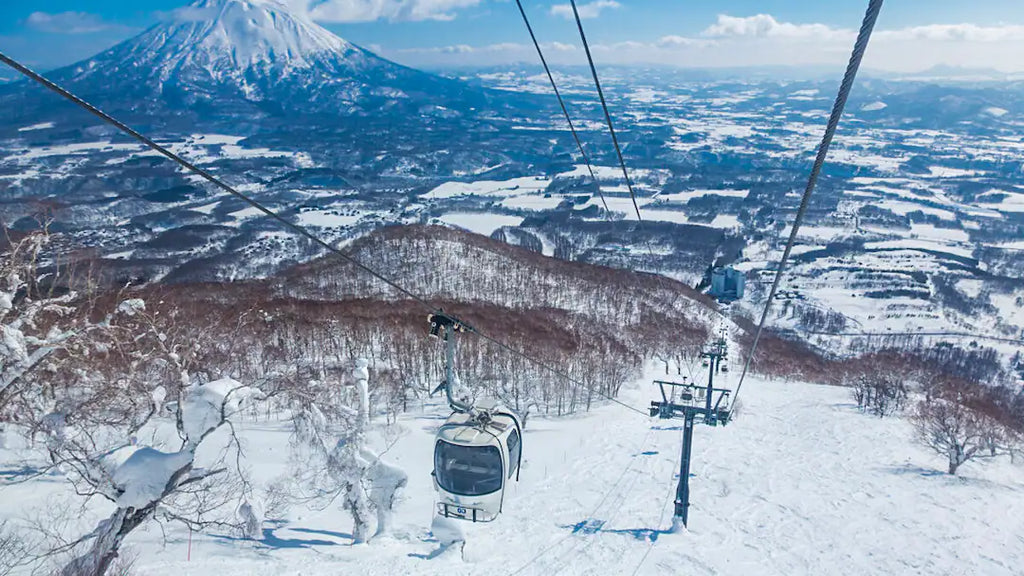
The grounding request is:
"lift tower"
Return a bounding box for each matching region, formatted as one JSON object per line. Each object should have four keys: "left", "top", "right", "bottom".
{"left": 650, "top": 338, "right": 732, "bottom": 528}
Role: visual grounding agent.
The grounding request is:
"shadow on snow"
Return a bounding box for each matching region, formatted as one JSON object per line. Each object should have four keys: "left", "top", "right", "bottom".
{"left": 563, "top": 518, "right": 670, "bottom": 542}
{"left": 210, "top": 520, "right": 352, "bottom": 550}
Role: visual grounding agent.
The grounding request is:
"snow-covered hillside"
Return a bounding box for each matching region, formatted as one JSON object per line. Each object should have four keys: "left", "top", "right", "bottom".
{"left": 3, "top": 369, "right": 1021, "bottom": 575}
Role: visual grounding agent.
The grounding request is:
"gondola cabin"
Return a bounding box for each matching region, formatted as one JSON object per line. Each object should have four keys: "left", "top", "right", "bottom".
{"left": 432, "top": 403, "right": 522, "bottom": 522}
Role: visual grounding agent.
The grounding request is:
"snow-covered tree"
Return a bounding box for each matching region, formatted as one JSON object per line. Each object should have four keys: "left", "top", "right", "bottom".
{"left": 20, "top": 297, "right": 265, "bottom": 576}
{"left": 0, "top": 227, "right": 95, "bottom": 444}
{"left": 285, "top": 358, "right": 407, "bottom": 544}
{"left": 51, "top": 375, "right": 261, "bottom": 576}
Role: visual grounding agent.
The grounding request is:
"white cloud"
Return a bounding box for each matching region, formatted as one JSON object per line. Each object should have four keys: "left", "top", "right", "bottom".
{"left": 397, "top": 42, "right": 527, "bottom": 54}
{"left": 25, "top": 11, "right": 127, "bottom": 34}
{"left": 382, "top": 13, "right": 1024, "bottom": 74}
{"left": 702, "top": 14, "right": 847, "bottom": 39}
{"left": 307, "top": 0, "right": 481, "bottom": 22}
{"left": 656, "top": 35, "right": 709, "bottom": 48}
{"left": 550, "top": 0, "right": 620, "bottom": 21}
{"left": 878, "top": 23, "right": 1024, "bottom": 42}
{"left": 548, "top": 41, "right": 578, "bottom": 52}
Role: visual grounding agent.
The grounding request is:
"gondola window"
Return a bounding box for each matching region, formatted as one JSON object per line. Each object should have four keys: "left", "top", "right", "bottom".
{"left": 434, "top": 440, "right": 503, "bottom": 496}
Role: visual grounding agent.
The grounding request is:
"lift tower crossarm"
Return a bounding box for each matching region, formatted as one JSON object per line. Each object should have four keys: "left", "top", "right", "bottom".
{"left": 650, "top": 340, "right": 732, "bottom": 528}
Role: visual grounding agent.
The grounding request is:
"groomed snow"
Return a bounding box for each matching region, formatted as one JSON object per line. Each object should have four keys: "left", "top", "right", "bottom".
{"left": 5, "top": 374, "right": 1020, "bottom": 575}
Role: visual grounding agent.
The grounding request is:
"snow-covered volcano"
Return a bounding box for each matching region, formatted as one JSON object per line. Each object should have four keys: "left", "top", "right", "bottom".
{"left": 1, "top": 0, "right": 526, "bottom": 128}
{"left": 85, "top": 0, "right": 354, "bottom": 78}
{"left": 70, "top": 0, "right": 367, "bottom": 85}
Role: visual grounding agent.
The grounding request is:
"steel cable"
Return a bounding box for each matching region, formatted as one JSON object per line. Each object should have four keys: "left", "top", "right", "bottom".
{"left": 568, "top": 0, "right": 643, "bottom": 223}
{"left": 513, "top": 0, "right": 610, "bottom": 217}
{"left": 733, "top": 0, "right": 885, "bottom": 405}
{"left": 0, "top": 50, "right": 649, "bottom": 418}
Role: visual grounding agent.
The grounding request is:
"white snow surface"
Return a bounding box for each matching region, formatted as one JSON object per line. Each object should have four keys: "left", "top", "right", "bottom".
{"left": 295, "top": 210, "right": 361, "bottom": 227}
{"left": 437, "top": 212, "right": 524, "bottom": 236}
{"left": 423, "top": 177, "right": 549, "bottom": 200}
{"left": 978, "top": 190, "right": 1024, "bottom": 213}
{"left": 3, "top": 372, "right": 1021, "bottom": 575}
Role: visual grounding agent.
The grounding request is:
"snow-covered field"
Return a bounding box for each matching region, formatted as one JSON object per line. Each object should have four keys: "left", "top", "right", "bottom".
{"left": 3, "top": 370, "right": 1021, "bottom": 575}
{"left": 437, "top": 212, "right": 524, "bottom": 235}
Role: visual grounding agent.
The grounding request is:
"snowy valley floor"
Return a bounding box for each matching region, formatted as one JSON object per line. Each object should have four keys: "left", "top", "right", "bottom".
{"left": 3, "top": 372, "right": 1024, "bottom": 575}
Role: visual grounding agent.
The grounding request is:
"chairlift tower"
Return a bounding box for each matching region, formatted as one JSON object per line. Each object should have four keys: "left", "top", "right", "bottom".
{"left": 650, "top": 338, "right": 732, "bottom": 528}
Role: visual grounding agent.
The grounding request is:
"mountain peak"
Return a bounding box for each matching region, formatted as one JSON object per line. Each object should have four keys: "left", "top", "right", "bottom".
{"left": 72, "top": 0, "right": 353, "bottom": 81}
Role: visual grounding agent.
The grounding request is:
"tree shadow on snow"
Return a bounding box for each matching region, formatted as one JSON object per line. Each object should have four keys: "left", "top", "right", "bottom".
{"left": 407, "top": 543, "right": 455, "bottom": 560}
{"left": 415, "top": 413, "right": 450, "bottom": 422}
{"left": 210, "top": 520, "right": 349, "bottom": 550}
{"left": 883, "top": 464, "right": 949, "bottom": 478}
{"left": 602, "top": 527, "right": 670, "bottom": 542}
{"left": 883, "top": 464, "right": 1017, "bottom": 491}
{"left": 289, "top": 527, "right": 353, "bottom": 540}
{"left": 0, "top": 464, "right": 61, "bottom": 481}
{"left": 407, "top": 537, "right": 463, "bottom": 560}
{"left": 561, "top": 519, "right": 668, "bottom": 542}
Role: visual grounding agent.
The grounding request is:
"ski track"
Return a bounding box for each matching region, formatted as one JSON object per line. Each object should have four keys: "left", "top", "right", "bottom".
{"left": 2, "top": 371, "right": 1023, "bottom": 575}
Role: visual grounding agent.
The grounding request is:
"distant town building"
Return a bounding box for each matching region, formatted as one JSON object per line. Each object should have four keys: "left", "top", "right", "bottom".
{"left": 708, "top": 267, "right": 745, "bottom": 302}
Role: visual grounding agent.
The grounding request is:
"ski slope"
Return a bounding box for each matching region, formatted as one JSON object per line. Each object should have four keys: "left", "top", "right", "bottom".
{"left": 2, "top": 371, "right": 1022, "bottom": 575}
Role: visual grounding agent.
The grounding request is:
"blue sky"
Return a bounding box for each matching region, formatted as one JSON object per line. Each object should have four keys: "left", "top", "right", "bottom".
{"left": 2, "top": 0, "right": 1024, "bottom": 72}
